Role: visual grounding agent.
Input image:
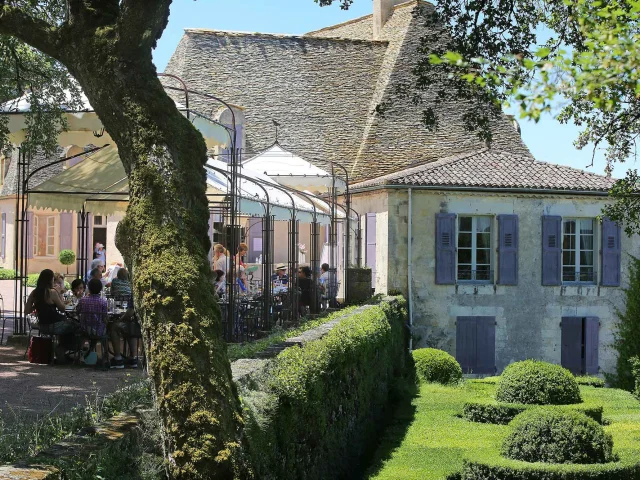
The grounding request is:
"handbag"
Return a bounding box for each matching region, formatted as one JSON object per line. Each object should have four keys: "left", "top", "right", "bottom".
{"left": 27, "top": 336, "right": 53, "bottom": 364}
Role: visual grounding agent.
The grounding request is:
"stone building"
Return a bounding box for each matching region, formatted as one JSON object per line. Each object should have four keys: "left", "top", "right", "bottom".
{"left": 163, "top": 0, "right": 639, "bottom": 376}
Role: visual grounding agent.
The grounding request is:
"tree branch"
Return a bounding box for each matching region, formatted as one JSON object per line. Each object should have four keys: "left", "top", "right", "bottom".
{"left": 119, "top": 0, "right": 172, "bottom": 51}
{"left": 0, "top": 6, "right": 61, "bottom": 59}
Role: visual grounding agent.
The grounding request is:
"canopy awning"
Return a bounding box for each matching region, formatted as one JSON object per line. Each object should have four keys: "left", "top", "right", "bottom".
{"left": 242, "top": 144, "right": 346, "bottom": 193}
{"left": 2, "top": 91, "right": 230, "bottom": 148}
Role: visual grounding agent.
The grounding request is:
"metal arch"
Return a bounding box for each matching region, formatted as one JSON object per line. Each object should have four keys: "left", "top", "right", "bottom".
{"left": 157, "top": 73, "right": 190, "bottom": 121}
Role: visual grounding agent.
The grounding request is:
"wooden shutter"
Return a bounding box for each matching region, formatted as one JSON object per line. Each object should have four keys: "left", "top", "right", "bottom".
{"left": 601, "top": 218, "right": 621, "bottom": 286}
{"left": 475, "top": 317, "right": 496, "bottom": 374}
{"left": 1, "top": 213, "right": 6, "bottom": 259}
{"left": 366, "top": 213, "right": 376, "bottom": 289}
{"left": 436, "top": 213, "right": 456, "bottom": 284}
{"left": 26, "top": 211, "right": 34, "bottom": 259}
{"left": 59, "top": 212, "right": 73, "bottom": 251}
{"left": 456, "top": 317, "right": 476, "bottom": 374}
{"left": 584, "top": 317, "right": 600, "bottom": 375}
{"left": 561, "top": 317, "right": 583, "bottom": 375}
{"left": 498, "top": 214, "right": 518, "bottom": 285}
{"left": 542, "top": 216, "right": 562, "bottom": 286}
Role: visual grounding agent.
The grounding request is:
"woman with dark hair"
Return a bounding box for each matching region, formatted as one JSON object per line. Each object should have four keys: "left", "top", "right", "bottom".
{"left": 25, "top": 269, "right": 78, "bottom": 359}
{"left": 297, "top": 266, "right": 313, "bottom": 317}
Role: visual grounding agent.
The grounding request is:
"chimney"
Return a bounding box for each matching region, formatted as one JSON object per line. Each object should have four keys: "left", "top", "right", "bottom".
{"left": 373, "top": 0, "right": 395, "bottom": 39}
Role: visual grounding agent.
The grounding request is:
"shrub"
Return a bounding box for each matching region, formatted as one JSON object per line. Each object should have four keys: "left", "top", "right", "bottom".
{"left": 463, "top": 401, "right": 603, "bottom": 425}
{"left": 496, "top": 360, "right": 582, "bottom": 405}
{"left": 502, "top": 408, "right": 614, "bottom": 465}
{"left": 412, "top": 348, "right": 462, "bottom": 385}
{"left": 240, "top": 296, "right": 411, "bottom": 480}
{"left": 576, "top": 376, "right": 606, "bottom": 388}
{"left": 0, "top": 269, "right": 15, "bottom": 280}
{"left": 26, "top": 273, "right": 39, "bottom": 287}
{"left": 58, "top": 249, "right": 76, "bottom": 266}
{"left": 462, "top": 459, "right": 640, "bottom": 480}
{"left": 611, "top": 255, "right": 640, "bottom": 391}
{"left": 631, "top": 357, "right": 640, "bottom": 398}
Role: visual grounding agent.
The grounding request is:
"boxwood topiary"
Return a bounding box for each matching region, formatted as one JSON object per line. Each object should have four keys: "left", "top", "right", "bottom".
{"left": 502, "top": 408, "right": 614, "bottom": 465}
{"left": 496, "top": 360, "right": 582, "bottom": 405}
{"left": 412, "top": 348, "right": 462, "bottom": 384}
{"left": 463, "top": 401, "right": 603, "bottom": 425}
{"left": 576, "top": 376, "right": 606, "bottom": 388}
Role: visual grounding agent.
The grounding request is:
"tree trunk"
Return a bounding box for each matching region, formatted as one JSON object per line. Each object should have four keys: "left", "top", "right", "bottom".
{"left": 62, "top": 42, "right": 243, "bottom": 479}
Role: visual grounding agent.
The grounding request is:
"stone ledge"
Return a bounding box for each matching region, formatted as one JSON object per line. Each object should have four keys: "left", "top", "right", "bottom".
{"left": 0, "top": 412, "right": 141, "bottom": 479}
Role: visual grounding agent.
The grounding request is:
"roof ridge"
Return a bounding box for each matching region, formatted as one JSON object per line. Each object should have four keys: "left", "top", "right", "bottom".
{"left": 305, "top": 1, "right": 424, "bottom": 37}
{"left": 184, "top": 28, "right": 388, "bottom": 45}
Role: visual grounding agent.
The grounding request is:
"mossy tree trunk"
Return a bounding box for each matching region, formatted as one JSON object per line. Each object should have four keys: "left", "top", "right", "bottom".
{"left": 0, "top": 3, "right": 242, "bottom": 478}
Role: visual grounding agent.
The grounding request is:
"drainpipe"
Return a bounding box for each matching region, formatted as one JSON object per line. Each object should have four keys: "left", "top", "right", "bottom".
{"left": 408, "top": 188, "right": 413, "bottom": 351}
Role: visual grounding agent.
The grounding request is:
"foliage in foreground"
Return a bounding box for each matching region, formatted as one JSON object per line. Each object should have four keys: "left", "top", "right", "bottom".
{"left": 496, "top": 360, "right": 582, "bottom": 405}
{"left": 463, "top": 400, "right": 603, "bottom": 425}
{"left": 240, "top": 297, "right": 411, "bottom": 480}
{"left": 367, "top": 381, "right": 640, "bottom": 480}
{"left": 502, "top": 408, "right": 614, "bottom": 464}
{"left": 610, "top": 255, "right": 640, "bottom": 391}
{"left": 576, "top": 376, "right": 606, "bottom": 388}
{"left": 632, "top": 357, "right": 640, "bottom": 399}
{"left": 0, "top": 379, "right": 154, "bottom": 465}
{"left": 413, "top": 348, "right": 462, "bottom": 385}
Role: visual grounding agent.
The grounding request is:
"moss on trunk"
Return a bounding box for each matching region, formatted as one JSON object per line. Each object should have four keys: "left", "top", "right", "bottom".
{"left": 60, "top": 34, "right": 243, "bottom": 480}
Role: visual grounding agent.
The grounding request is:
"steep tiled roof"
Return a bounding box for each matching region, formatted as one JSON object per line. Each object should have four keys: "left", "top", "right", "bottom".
{"left": 164, "top": 1, "right": 532, "bottom": 182}
{"left": 351, "top": 150, "right": 615, "bottom": 192}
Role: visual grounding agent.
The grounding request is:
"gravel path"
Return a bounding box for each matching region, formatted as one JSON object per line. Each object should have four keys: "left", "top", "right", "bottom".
{"left": 0, "top": 344, "right": 144, "bottom": 419}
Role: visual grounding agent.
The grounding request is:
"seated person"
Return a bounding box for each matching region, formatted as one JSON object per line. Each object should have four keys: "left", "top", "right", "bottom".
{"left": 109, "top": 303, "right": 140, "bottom": 369}
{"left": 111, "top": 268, "right": 132, "bottom": 299}
{"left": 88, "top": 267, "right": 110, "bottom": 288}
{"left": 85, "top": 258, "right": 105, "bottom": 284}
{"left": 70, "top": 279, "right": 85, "bottom": 299}
{"left": 77, "top": 278, "right": 108, "bottom": 340}
{"left": 271, "top": 264, "right": 288, "bottom": 285}
{"left": 319, "top": 263, "right": 330, "bottom": 293}
{"left": 237, "top": 264, "right": 248, "bottom": 292}
{"left": 214, "top": 269, "right": 226, "bottom": 296}
{"left": 297, "top": 266, "right": 313, "bottom": 316}
{"left": 25, "top": 269, "right": 79, "bottom": 359}
{"left": 53, "top": 272, "right": 67, "bottom": 295}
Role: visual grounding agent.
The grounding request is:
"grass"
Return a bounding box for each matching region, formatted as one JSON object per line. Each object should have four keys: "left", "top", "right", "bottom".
{"left": 366, "top": 381, "right": 640, "bottom": 480}
{"left": 0, "top": 378, "right": 164, "bottom": 479}
{"left": 227, "top": 305, "right": 360, "bottom": 361}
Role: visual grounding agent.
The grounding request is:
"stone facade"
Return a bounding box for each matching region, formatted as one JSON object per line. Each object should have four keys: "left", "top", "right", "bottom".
{"left": 352, "top": 188, "right": 639, "bottom": 376}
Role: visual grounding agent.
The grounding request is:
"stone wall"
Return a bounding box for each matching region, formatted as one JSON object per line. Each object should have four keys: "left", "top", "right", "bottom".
{"left": 352, "top": 188, "right": 640, "bottom": 375}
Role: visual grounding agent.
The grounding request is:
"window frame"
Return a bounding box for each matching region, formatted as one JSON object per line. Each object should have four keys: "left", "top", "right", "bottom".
{"left": 456, "top": 215, "right": 494, "bottom": 284}
{"left": 561, "top": 217, "right": 597, "bottom": 284}
{"left": 34, "top": 215, "right": 56, "bottom": 258}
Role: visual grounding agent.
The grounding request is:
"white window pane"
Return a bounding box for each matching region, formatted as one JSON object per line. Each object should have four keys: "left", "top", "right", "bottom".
{"left": 458, "top": 249, "right": 471, "bottom": 264}
{"left": 458, "top": 233, "right": 472, "bottom": 248}
{"left": 580, "top": 235, "right": 593, "bottom": 251}
{"left": 580, "top": 251, "right": 594, "bottom": 268}
{"left": 476, "top": 249, "right": 490, "bottom": 264}
{"left": 459, "top": 217, "right": 472, "bottom": 232}
{"left": 457, "top": 265, "right": 472, "bottom": 280}
{"left": 564, "top": 220, "right": 576, "bottom": 234}
{"left": 476, "top": 216, "right": 491, "bottom": 233}
{"left": 476, "top": 233, "right": 491, "bottom": 248}
{"left": 580, "top": 219, "right": 594, "bottom": 235}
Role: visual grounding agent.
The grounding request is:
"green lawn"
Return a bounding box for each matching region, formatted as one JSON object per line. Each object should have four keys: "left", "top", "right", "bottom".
{"left": 366, "top": 381, "right": 640, "bottom": 480}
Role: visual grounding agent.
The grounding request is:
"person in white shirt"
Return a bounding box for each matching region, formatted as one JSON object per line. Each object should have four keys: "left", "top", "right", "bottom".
{"left": 213, "top": 244, "right": 229, "bottom": 273}
{"left": 319, "top": 263, "right": 330, "bottom": 293}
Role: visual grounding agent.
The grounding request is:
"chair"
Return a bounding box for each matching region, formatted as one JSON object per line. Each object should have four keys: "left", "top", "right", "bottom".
{"left": 77, "top": 311, "right": 109, "bottom": 366}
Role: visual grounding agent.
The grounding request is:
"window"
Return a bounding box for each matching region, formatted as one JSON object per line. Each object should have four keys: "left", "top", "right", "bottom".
{"left": 457, "top": 216, "right": 492, "bottom": 281}
{"left": 562, "top": 218, "right": 595, "bottom": 282}
{"left": 93, "top": 215, "right": 103, "bottom": 226}
{"left": 34, "top": 215, "right": 56, "bottom": 257}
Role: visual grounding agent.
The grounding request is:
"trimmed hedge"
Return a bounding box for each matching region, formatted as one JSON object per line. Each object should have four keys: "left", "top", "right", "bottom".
{"left": 413, "top": 348, "right": 462, "bottom": 385}
{"left": 496, "top": 360, "right": 582, "bottom": 405}
{"left": 463, "top": 401, "right": 603, "bottom": 425}
{"left": 502, "top": 409, "right": 614, "bottom": 464}
{"left": 0, "top": 268, "right": 15, "bottom": 280}
{"left": 576, "top": 376, "right": 606, "bottom": 388}
{"left": 461, "top": 459, "right": 640, "bottom": 480}
{"left": 239, "top": 296, "right": 410, "bottom": 480}
{"left": 631, "top": 357, "right": 640, "bottom": 398}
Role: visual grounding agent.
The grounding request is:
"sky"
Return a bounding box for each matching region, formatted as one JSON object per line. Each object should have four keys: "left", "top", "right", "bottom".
{"left": 153, "top": 0, "right": 637, "bottom": 181}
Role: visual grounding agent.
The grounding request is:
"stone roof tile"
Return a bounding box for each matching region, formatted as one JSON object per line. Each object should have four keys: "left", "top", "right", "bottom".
{"left": 351, "top": 149, "right": 615, "bottom": 192}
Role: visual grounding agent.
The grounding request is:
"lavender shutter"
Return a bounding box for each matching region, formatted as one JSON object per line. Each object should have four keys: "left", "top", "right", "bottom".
{"left": 561, "top": 317, "right": 583, "bottom": 375}
{"left": 542, "top": 216, "right": 562, "bottom": 286}
{"left": 248, "top": 217, "right": 263, "bottom": 263}
{"left": 498, "top": 215, "right": 518, "bottom": 285}
{"left": 59, "top": 212, "right": 73, "bottom": 251}
{"left": 584, "top": 317, "right": 600, "bottom": 375}
{"left": 456, "top": 317, "right": 476, "bottom": 374}
{"left": 1, "top": 213, "right": 6, "bottom": 259}
{"left": 601, "top": 218, "right": 621, "bottom": 287}
{"left": 476, "top": 317, "right": 496, "bottom": 374}
{"left": 436, "top": 213, "right": 456, "bottom": 284}
{"left": 26, "top": 211, "right": 34, "bottom": 259}
{"left": 366, "top": 213, "right": 377, "bottom": 289}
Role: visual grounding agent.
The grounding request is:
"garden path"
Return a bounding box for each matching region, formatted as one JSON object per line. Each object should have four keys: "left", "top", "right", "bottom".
{"left": 0, "top": 344, "right": 144, "bottom": 420}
